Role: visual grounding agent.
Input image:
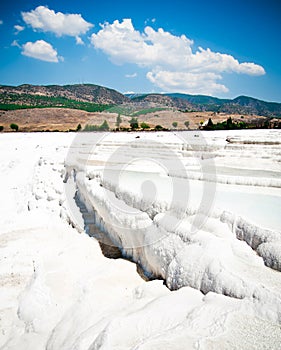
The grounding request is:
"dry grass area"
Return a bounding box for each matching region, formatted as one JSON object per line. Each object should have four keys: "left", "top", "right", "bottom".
{"left": 0, "top": 108, "right": 267, "bottom": 132}
{"left": 138, "top": 110, "right": 266, "bottom": 129}
{"left": 0, "top": 108, "right": 120, "bottom": 132}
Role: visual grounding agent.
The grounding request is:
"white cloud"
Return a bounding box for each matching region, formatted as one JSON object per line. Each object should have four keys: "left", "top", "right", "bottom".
{"left": 91, "top": 19, "right": 193, "bottom": 68}
{"left": 75, "top": 36, "right": 84, "bottom": 45}
{"left": 91, "top": 19, "right": 265, "bottom": 95}
{"left": 125, "top": 73, "right": 137, "bottom": 78}
{"left": 11, "top": 40, "right": 21, "bottom": 48}
{"left": 21, "top": 40, "right": 61, "bottom": 62}
{"left": 147, "top": 70, "right": 228, "bottom": 94}
{"left": 190, "top": 47, "right": 265, "bottom": 76}
{"left": 14, "top": 25, "right": 25, "bottom": 34}
{"left": 0, "top": 20, "right": 3, "bottom": 25}
{"left": 22, "top": 6, "right": 93, "bottom": 37}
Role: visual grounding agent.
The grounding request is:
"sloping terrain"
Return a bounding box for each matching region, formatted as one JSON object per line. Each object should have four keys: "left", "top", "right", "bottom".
{"left": 0, "top": 84, "right": 281, "bottom": 117}
{"left": 0, "top": 84, "right": 129, "bottom": 107}
{"left": 133, "top": 93, "right": 281, "bottom": 117}
{"left": 0, "top": 84, "right": 280, "bottom": 132}
{"left": 0, "top": 108, "right": 267, "bottom": 132}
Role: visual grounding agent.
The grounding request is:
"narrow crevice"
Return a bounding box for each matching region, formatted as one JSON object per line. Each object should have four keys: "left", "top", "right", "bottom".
{"left": 73, "top": 190, "right": 161, "bottom": 282}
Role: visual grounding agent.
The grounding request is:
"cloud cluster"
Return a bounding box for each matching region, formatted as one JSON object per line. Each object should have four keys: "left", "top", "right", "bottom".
{"left": 18, "top": 6, "right": 93, "bottom": 62}
{"left": 91, "top": 19, "right": 265, "bottom": 94}
{"left": 22, "top": 6, "right": 93, "bottom": 38}
{"left": 22, "top": 40, "right": 60, "bottom": 62}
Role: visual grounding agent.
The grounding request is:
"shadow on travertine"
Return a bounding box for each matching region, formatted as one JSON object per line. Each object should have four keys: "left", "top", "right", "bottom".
{"left": 74, "top": 191, "right": 151, "bottom": 281}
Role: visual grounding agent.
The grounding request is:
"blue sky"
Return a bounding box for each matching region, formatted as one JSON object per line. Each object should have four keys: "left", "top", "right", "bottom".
{"left": 0, "top": 0, "right": 280, "bottom": 102}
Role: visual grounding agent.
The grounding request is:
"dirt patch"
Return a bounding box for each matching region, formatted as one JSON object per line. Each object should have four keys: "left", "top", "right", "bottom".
{"left": 0, "top": 108, "right": 121, "bottom": 132}
{"left": 0, "top": 108, "right": 267, "bottom": 132}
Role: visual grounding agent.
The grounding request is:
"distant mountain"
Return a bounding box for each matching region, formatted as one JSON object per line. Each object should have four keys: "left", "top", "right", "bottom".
{"left": 129, "top": 93, "right": 281, "bottom": 117}
{"left": 1, "top": 84, "right": 281, "bottom": 118}
{"left": 0, "top": 84, "right": 129, "bottom": 106}
{"left": 166, "top": 93, "right": 230, "bottom": 106}
{"left": 130, "top": 93, "right": 196, "bottom": 111}
{"left": 222, "top": 96, "right": 281, "bottom": 116}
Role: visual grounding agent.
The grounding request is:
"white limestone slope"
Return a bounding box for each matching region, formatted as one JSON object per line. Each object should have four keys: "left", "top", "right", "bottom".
{"left": 0, "top": 131, "right": 281, "bottom": 349}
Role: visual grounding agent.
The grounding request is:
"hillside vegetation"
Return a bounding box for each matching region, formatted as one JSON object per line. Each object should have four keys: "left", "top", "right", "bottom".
{"left": 0, "top": 84, "right": 128, "bottom": 105}
{"left": 0, "top": 93, "right": 111, "bottom": 112}
{"left": 0, "top": 84, "right": 281, "bottom": 118}
{"left": 133, "top": 93, "right": 281, "bottom": 117}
